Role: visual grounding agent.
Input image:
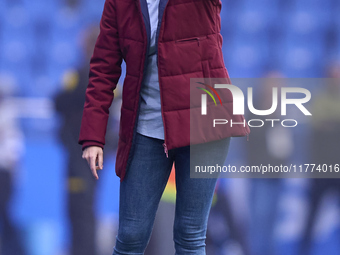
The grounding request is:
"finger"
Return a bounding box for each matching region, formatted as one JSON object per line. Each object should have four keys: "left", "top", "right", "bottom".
{"left": 84, "top": 153, "right": 91, "bottom": 168}
{"left": 89, "top": 155, "right": 99, "bottom": 180}
{"left": 97, "top": 152, "right": 103, "bottom": 170}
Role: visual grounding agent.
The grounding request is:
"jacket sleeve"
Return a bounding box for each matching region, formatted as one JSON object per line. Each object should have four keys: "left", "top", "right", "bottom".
{"left": 78, "top": 0, "right": 123, "bottom": 150}
{"left": 210, "top": 0, "right": 221, "bottom": 5}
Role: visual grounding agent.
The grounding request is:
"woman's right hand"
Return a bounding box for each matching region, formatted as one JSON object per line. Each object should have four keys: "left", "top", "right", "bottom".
{"left": 82, "top": 146, "right": 103, "bottom": 180}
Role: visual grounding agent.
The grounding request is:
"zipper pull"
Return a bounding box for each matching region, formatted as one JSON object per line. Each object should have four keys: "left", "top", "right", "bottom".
{"left": 163, "top": 143, "right": 169, "bottom": 158}
{"left": 246, "top": 133, "right": 249, "bottom": 142}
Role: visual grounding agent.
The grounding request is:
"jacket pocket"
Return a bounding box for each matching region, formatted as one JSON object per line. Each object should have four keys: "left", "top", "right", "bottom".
{"left": 175, "top": 36, "right": 207, "bottom": 46}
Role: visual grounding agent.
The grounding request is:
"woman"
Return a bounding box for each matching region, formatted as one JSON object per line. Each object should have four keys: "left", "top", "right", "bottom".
{"left": 79, "top": 0, "right": 249, "bottom": 254}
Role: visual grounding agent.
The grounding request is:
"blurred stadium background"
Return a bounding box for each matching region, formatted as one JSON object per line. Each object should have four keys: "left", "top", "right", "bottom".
{"left": 1, "top": 0, "right": 340, "bottom": 255}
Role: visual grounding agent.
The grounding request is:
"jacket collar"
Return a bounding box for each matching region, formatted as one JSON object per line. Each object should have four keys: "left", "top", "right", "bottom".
{"left": 137, "top": 0, "right": 169, "bottom": 56}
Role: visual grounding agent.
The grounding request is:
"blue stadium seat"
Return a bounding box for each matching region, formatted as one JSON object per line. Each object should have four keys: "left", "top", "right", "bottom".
{"left": 21, "top": 0, "right": 60, "bottom": 18}
{"left": 27, "top": 74, "right": 59, "bottom": 97}
{"left": 291, "top": 0, "right": 332, "bottom": 13}
{"left": 225, "top": 38, "right": 269, "bottom": 77}
{"left": 80, "top": 0, "right": 105, "bottom": 20}
{"left": 288, "top": 2, "right": 332, "bottom": 30}
{"left": 220, "top": 0, "right": 242, "bottom": 12}
{"left": 333, "top": 0, "right": 340, "bottom": 19}
{"left": 240, "top": 0, "right": 280, "bottom": 15}
{"left": 232, "top": 9, "right": 271, "bottom": 42}
{"left": 1, "top": 27, "right": 34, "bottom": 72}
{"left": 280, "top": 11, "right": 330, "bottom": 57}
{"left": 0, "top": 65, "right": 32, "bottom": 96}
{"left": 0, "top": 1, "right": 5, "bottom": 19}
{"left": 49, "top": 40, "right": 81, "bottom": 68}
{"left": 332, "top": 40, "right": 340, "bottom": 62}
{"left": 51, "top": 7, "right": 83, "bottom": 38}
{"left": 276, "top": 41, "right": 325, "bottom": 77}
{"left": 2, "top": 4, "right": 32, "bottom": 33}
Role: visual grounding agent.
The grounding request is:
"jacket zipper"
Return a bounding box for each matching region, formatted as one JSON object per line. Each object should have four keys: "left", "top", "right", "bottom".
{"left": 125, "top": 0, "right": 151, "bottom": 170}
{"left": 158, "top": 0, "right": 170, "bottom": 158}
{"left": 163, "top": 143, "right": 168, "bottom": 158}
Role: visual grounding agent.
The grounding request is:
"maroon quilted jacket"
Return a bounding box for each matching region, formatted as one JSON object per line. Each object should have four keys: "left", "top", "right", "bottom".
{"left": 79, "top": 0, "right": 250, "bottom": 180}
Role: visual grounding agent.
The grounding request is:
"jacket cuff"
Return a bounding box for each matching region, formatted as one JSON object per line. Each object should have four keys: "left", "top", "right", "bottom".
{"left": 81, "top": 141, "right": 104, "bottom": 151}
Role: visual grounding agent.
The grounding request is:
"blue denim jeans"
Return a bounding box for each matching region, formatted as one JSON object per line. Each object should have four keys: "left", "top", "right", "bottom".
{"left": 112, "top": 132, "right": 231, "bottom": 255}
